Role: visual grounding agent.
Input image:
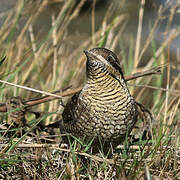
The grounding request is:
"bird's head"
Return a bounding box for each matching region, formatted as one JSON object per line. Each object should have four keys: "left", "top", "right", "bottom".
{"left": 84, "top": 48, "right": 125, "bottom": 82}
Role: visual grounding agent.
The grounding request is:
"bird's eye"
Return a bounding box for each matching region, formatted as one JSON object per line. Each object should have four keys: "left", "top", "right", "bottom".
{"left": 107, "top": 54, "right": 124, "bottom": 77}
{"left": 107, "top": 55, "right": 115, "bottom": 64}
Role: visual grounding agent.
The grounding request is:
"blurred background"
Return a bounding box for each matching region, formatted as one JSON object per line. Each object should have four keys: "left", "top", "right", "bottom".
{"left": 0, "top": 1, "right": 179, "bottom": 179}
{"left": 0, "top": 0, "right": 179, "bottom": 123}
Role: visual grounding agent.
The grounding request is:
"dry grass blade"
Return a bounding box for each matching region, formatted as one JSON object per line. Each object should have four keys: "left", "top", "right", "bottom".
{"left": 0, "top": 80, "right": 62, "bottom": 98}
{"left": 134, "top": 0, "right": 145, "bottom": 68}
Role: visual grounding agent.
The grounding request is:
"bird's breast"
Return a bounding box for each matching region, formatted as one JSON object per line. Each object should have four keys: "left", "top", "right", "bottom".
{"left": 74, "top": 84, "right": 137, "bottom": 139}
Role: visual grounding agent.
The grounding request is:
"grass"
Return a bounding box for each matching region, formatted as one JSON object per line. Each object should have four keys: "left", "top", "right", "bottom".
{"left": 0, "top": 0, "right": 180, "bottom": 179}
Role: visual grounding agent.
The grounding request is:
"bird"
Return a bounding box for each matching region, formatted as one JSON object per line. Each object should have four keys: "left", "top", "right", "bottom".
{"left": 59, "top": 47, "right": 153, "bottom": 152}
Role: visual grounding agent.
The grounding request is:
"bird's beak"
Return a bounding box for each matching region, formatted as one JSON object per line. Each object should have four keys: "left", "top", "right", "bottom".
{"left": 84, "top": 50, "right": 96, "bottom": 60}
{"left": 84, "top": 50, "right": 90, "bottom": 57}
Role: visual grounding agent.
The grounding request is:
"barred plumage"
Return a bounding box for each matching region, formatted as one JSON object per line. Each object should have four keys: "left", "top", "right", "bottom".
{"left": 59, "top": 48, "right": 153, "bottom": 151}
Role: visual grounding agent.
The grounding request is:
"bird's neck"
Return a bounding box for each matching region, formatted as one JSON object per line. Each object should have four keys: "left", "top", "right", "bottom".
{"left": 81, "top": 75, "right": 130, "bottom": 99}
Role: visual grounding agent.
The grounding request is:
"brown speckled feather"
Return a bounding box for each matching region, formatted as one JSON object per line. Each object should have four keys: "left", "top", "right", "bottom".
{"left": 59, "top": 48, "right": 153, "bottom": 151}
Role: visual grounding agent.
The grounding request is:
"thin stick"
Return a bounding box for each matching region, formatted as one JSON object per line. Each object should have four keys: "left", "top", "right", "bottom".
{"left": 125, "top": 64, "right": 163, "bottom": 81}
{"left": 0, "top": 87, "right": 82, "bottom": 112}
{"left": 0, "top": 65, "right": 163, "bottom": 112}
{"left": 128, "top": 84, "right": 180, "bottom": 94}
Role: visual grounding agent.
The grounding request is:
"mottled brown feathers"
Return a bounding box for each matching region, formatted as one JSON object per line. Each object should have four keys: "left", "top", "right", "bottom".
{"left": 59, "top": 48, "right": 153, "bottom": 152}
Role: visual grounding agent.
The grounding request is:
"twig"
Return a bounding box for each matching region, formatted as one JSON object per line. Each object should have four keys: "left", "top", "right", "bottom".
{"left": 125, "top": 64, "right": 164, "bottom": 81}
{"left": 0, "top": 65, "right": 163, "bottom": 112}
{"left": 128, "top": 84, "right": 180, "bottom": 94}
{"left": 0, "top": 87, "right": 81, "bottom": 112}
